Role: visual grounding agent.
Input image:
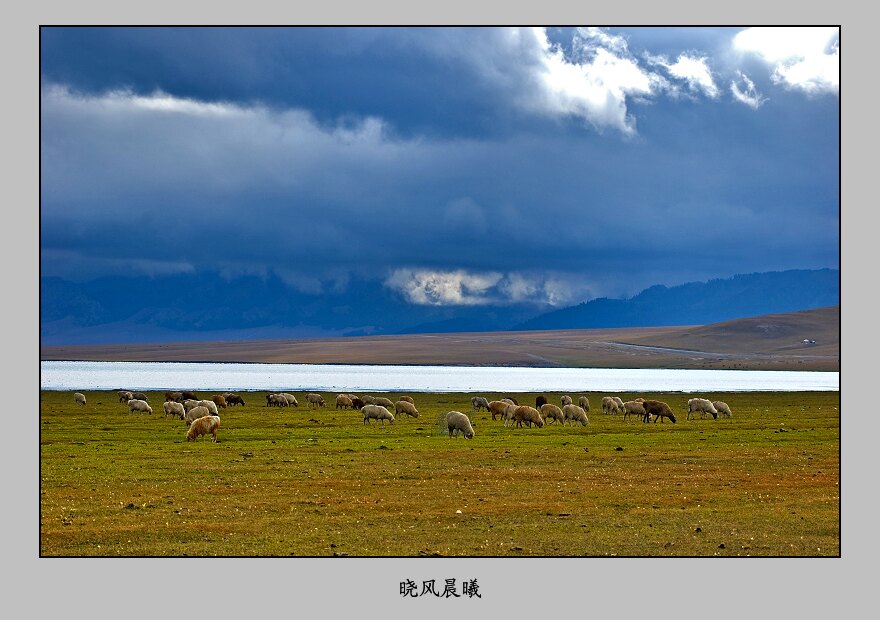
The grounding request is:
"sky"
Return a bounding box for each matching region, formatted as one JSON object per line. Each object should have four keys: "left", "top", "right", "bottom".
{"left": 40, "top": 26, "right": 840, "bottom": 309}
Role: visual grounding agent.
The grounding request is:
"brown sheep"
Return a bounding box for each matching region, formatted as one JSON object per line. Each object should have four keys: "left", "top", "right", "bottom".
{"left": 225, "top": 394, "right": 246, "bottom": 407}
{"left": 165, "top": 391, "right": 183, "bottom": 403}
{"left": 535, "top": 395, "right": 548, "bottom": 410}
{"left": 336, "top": 395, "right": 353, "bottom": 409}
{"left": 540, "top": 403, "right": 565, "bottom": 425}
{"left": 398, "top": 396, "right": 415, "bottom": 404}
{"left": 642, "top": 399, "right": 676, "bottom": 423}
{"left": 394, "top": 400, "right": 420, "bottom": 418}
{"left": 211, "top": 395, "right": 228, "bottom": 409}
{"left": 186, "top": 415, "right": 220, "bottom": 442}
{"left": 513, "top": 405, "right": 544, "bottom": 429}
{"left": 180, "top": 391, "right": 198, "bottom": 401}
{"left": 489, "top": 400, "right": 511, "bottom": 421}
{"left": 350, "top": 397, "right": 365, "bottom": 410}
{"left": 372, "top": 397, "right": 395, "bottom": 409}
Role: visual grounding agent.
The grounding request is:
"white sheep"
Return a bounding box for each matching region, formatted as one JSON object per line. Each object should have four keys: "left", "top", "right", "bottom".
{"left": 687, "top": 398, "right": 719, "bottom": 420}
{"left": 360, "top": 395, "right": 377, "bottom": 405}
{"left": 372, "top": 397, "right": 395, "bottom": 409}
{"left": 74, "top": 392, "right": 86, "bottom": 406}
{"left": 622, "top": 400, "right": 646, "bottom": 422}
{"left": 163, "top": 401, "right": 186, "bottom": 419}
{"left": 128, "top": 399, "right": 152, "bottom": 415}
{"left": 307, "top": 393, "right": 326, "bottom": 408}
{"left": 185, "top": 405, "right": 211, "bottom": 426}
{"left": 280, "top": 393, "right": 299, "bottom": 407}
{"left": 560, "top": 395, "right": 573, "bottom": 407}
{"left": 471, "top": 396, "right": 490, "bottom": 411}
{"left": 712, "top": 400, "right": 733, "bottom": 418}
{"left": 445, "top": 411, "right": 475, "bottom": 439}
{"left": 362, "top": 404, "right": 395, "bottom": 425}
{"left": 562, "top": 404, "right": 589, "bottom": 426}
{"left": 540, "top": 403, "right": 566, "bottom": 425}
{"left": 394, "top": 400, "right": 420, "bottom": 419}
{"left": 398, "top": 396, "right": 415, "bottom": 404}
{"left": 578, "top": 396, "right": 590, "bottom": 411}
{"left": 182, "top": 399, "right": 200, "bottom": 412}
{"left": 196, "top": 400, "right": 220, "bottom": 416}
{"left": 501, "top": 403, "right": 518, "bottom": 427}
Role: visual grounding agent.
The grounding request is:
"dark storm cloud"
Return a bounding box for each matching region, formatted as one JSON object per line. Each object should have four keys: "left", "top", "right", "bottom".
{"left": 40, "top": 27, "right": 839, "bottom": 306}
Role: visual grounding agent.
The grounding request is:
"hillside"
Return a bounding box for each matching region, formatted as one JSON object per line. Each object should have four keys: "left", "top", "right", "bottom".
{"left": 40, "top": 306, "right": 839, "bottom": 371}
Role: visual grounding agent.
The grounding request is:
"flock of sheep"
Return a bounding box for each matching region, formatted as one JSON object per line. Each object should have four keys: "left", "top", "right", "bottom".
{"left": 76, "top": 388, "right": 733, "bottom": 444}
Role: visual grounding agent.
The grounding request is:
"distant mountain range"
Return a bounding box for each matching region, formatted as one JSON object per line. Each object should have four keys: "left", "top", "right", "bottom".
{"left": 40, "top": 268, "right": 839, "bottom": 345}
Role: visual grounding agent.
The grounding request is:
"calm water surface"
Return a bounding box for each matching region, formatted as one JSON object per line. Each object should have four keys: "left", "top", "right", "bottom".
{"left": 40, "top": 361, "right": 839, "bottom": 392}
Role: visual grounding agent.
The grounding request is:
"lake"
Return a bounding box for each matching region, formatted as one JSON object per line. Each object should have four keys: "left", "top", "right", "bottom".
{"left": 40, "top": 361, "right": 840, "bottom": 393}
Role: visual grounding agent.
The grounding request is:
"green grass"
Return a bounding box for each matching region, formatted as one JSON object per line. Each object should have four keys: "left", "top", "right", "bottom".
{"left": 40, "top": 390, "right": 839, "bottom": 557}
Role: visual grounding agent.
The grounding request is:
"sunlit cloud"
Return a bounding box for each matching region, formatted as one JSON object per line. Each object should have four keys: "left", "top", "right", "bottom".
{"left": 730, "top": 71, "right": 767, "bottom": 109}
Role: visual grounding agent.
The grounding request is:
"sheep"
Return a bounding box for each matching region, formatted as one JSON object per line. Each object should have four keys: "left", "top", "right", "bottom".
{"left": 163, "top": 401, "right": 186, "bottom": 419}
{"left": 336, "top": 395, "right": 353, "bottom": 410}
{"left": 350, "top": 397, "right": 365, "bottom": 410}
{"left": 372, "top": 397, "right": 395, "bottom": 409}
{"left": 513, "top": 405, "right": 544, "bottom": 429}
{"left": 180, "top": 391, "right": 198, "bottom": 401}
{"left": 74, "top": 392, "right": 86, "bottom": 406}
{"left": 184, "top": 405, "right": 211, "bottom": 426}
{"left": 186, "top": 415, "right": 220, "bottom": 442}
{"left": 132, "top": 391, "right": 148, "bottom": 402}
{"left": 398, "top": 396, "right": 415, "bottom": 404}
{"left": 280, "top": 393, "right": 299, "bottom": 407}
{"left": 362, "top": 404, "right": 394, "bottom": 426}
{"left": 601, "top": 396, "right": 624, "bottom": 415}
{"left": 266, "top": 393, "right": 288, "bottom": 408}
{"left": 540, "top": 403, "right": 566, "bottom": 425}
{"left": 488, "top": 400, "right": 512, "bottom": 421}
{"left": 535, "top": 395, "right": 548, "bottom": 410}
{"left": 360, "top": 395, "right": 377, "bottom": 405}
{"left": 225, "top": 393, "right": 246, "bottom": 407}
{"left": 501, "top": 398, "right": 516, "bottom": 406}
{"left": 128, "top": 399, "right": 152, "bottom": 415}
{"left": 394, "top": 400, "right": 420, "bottom": 419}
{"left": 118, "top": 390, "right": 134, "bottom": 403}
{"left": 622, "top": 400, "right": 646, "bottom": 422}
{"left": 501, "top": 403, "right": 518, "bottom": 427}
{"left": 612, "top": 396, "right": 625, "bottom": 409}
{"left": 182, "top": 399, "right": 200, "bottom": 412}
{"left": 578, "top": 396, "right": 590, "bottom": 411}
{"left": 471, "top": 396, "right": 490, "bottom": 411}
{"left": 196, "top": 400, "right": 219, "bottom": 416}
{"left": 165, "top": 391, "right": 183, "bottom": 403}
{"left": 560, "top": 395, "right": 573, "bottom": 407}
{"left": 445, "top": 411, "right": 475, "bottom": 439}
{"left": 562, "top": 404, "right": 590, "bottom": 426}
{"left": 712, "top": 400, "right": 733, "bottom": 418}
{"left": 642, "top": 399, "right": 676, "bottom": 424}
{"left": 687, "top": 398, "right": 718, "bottom": 420}
{"left": 307, "top": 393, "right": 326, "bottom": 408}
{"left": 211, "top": 395, "right": 228, "bottom": 409}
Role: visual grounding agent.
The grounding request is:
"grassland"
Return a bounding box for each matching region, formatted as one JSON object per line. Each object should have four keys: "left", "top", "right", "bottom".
{"left": 40, "top": 389, "right": 840, "bottom": 557}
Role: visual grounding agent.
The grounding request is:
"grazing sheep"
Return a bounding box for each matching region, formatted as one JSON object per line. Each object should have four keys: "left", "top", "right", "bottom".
{"left": 501, "top": 403, "right": 518, "bottom": 427}
{"left": 184, "top": 405, "right": 211, "bottom": 425}
{"left": 196, "top": 400, "right": 219, "bottom": 416}
{"left": 601, "top": 396, "right": 624, "bottom": 415}
{"left": 211, "top": 395, "right": 228, "bottom": 409}
{"left": 503, "top": 397, "right": 519, "bottom": 405}
{"left": 350, "top": 397, "right": 365, "bottom": 410}
{"left": 225, "top": 394, "right": 246, "bottom": 407}
{"left": 622, "top": 400, "right": 646, "bottom": 422}
{"left": 513, "top": 406, "right": 545, "bottom": 429}
{"left": 613, "top": 396, "right": 625, "bottom": 409}
{"left": 132, "top": 392, "right": 148, "bottom": 402}
{"left": 560, "top": 395, "right": 573, "bottom": 407}
{"left": 642, "top": 399, "right": 676, "bottom": 424}
{"left": 398, "top": 396, "right": 415, "bottom": 404}
{"left": 362, "top": 404, "right": 394, "bottom": 426}
{"left": 562, "top": 404, "right": 590, "bottom": 426}
{"left": 712, "top": 400, "right": 733, "bottom": 418}
{"left": 180, "top": 391, "right": 198, "bottom": 402}
{"left": 535, "top": 395, "right": 548, "bottom": 410}
{"left": 118, "top": 390, "right": 134, "bottom": 403}
{"left": 165, "top": 391, "right": 183, "bottom": 403}
{"left": 372, "top": 397, "right": 394, "bottom": 409}
{"left": 128, "top": 399, "right": 152, "bottom": 415}
{"left": 336, "top": 395, "right": 353, "bottom": 409}
{"left": 307, "top": 393, "right": 326, "bottom": 408}
{"left": 182, "top": 399, "right": 200, "bottom": 413}
{"left": 186, "top": 415, "right": 220, "bottom": 442}
{"left": 74, "top": 392, "right": 86, "bottom": 406}
{"left": 394, "top": 400, "right": 420, "bottom": 419}
{"left": 687, "top": 398, "right": 719, "bottom": 420}
{"left": 280, "top": 393, "right": 298, "bottom": 407}
{"left": 266, "top": 393, "right": 288, "bottom": 407}
{"left": 489, "top": 400, "right": 512, "bottom": 421}
{"left": 540, "top": 403, "right": 566, "bottom": 425}
{"left": 471, "top": 396, "right": 490, "bottom": 412}
{"left": 445, "top": 411, "right": 475, "bottom": 439}
{"left": 163, "top": 401, "right": 186, "bottom": 420}
{"left": 578, "top": 396, "right": 590, "bottom": 411}
{"left": 360, "top": 395, "right": 377, "bottom": 405}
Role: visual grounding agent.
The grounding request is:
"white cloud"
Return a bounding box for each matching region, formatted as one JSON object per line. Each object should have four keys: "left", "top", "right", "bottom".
{"left": 657, "top": 54, "right": 719, "bottom": 98}
{"left": 731, "top": 71, "right": 767, "bottom": 110}
{"left": 733, "top": 27, "right": 839, "bottom": 95}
